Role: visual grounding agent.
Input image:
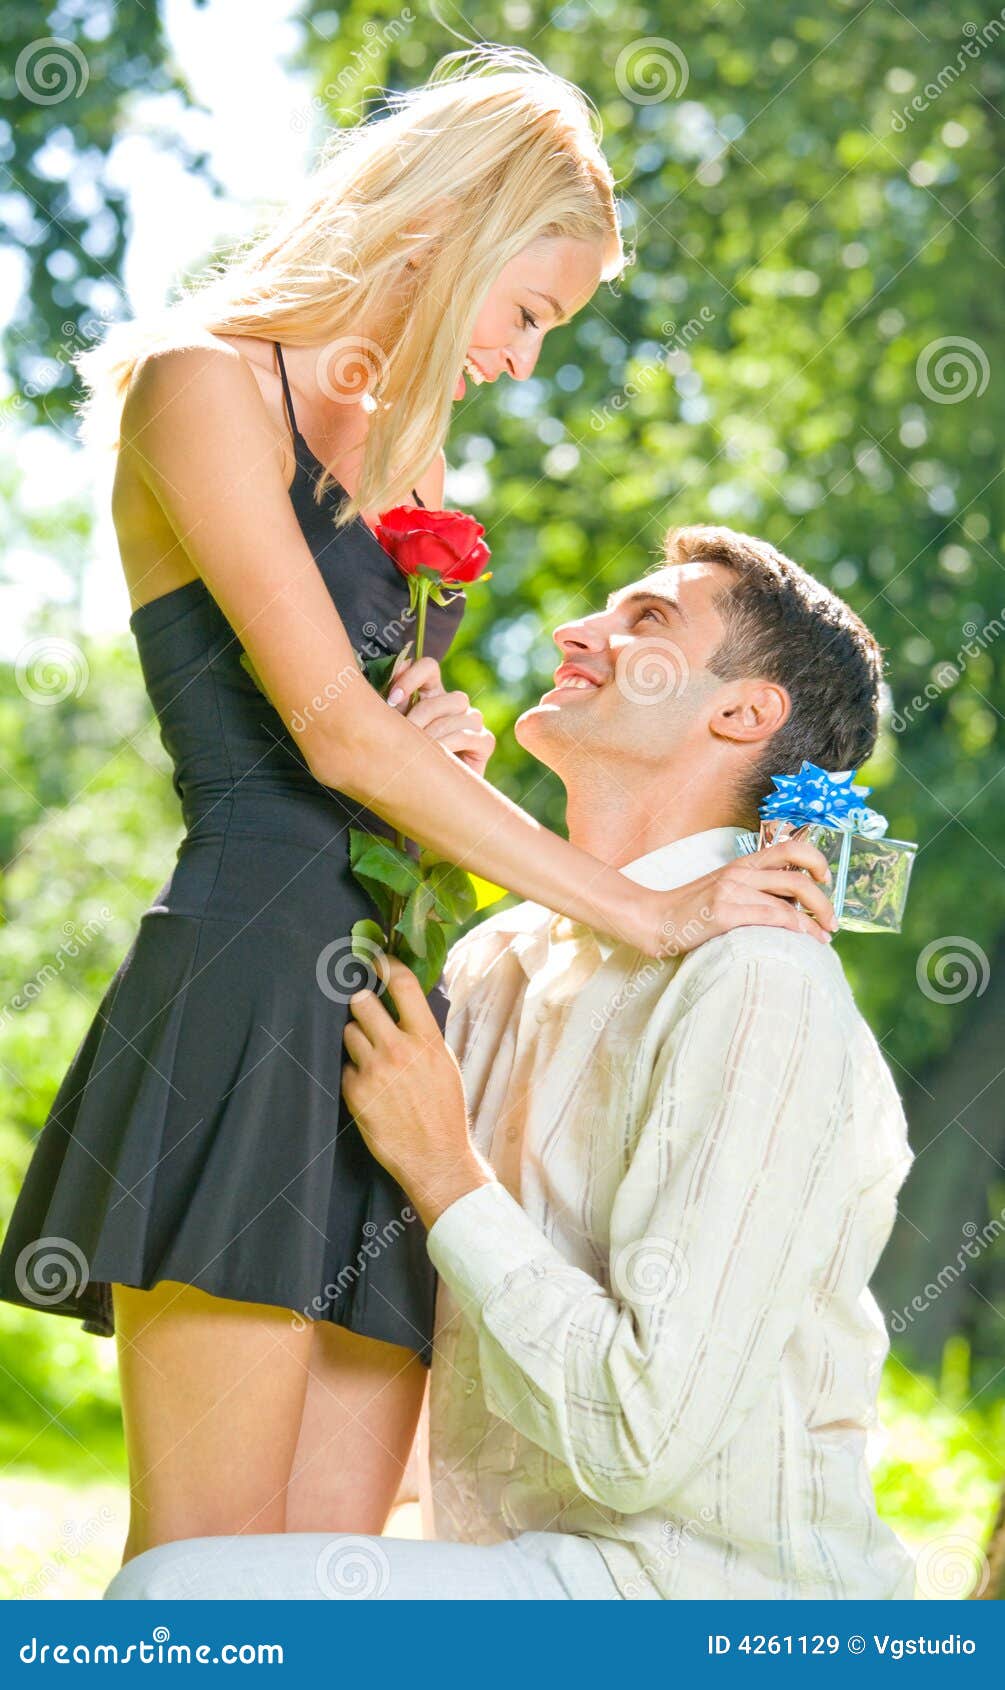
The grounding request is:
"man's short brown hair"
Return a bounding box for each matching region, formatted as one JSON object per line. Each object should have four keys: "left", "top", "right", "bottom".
{"left": 663, "top": 524, "right": 884, "bottom": 813}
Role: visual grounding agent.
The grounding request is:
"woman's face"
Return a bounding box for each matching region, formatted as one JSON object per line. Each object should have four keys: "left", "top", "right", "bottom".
{"left": 455, "top": 236, "right": 607, "bottom": 400}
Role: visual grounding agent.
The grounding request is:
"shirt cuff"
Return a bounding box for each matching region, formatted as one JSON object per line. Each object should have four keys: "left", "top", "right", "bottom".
{"left": 426, "top": 1178, "right": 558, "bottom": 1317}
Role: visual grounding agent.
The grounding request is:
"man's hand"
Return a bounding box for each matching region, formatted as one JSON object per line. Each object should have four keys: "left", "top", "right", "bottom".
{"left": 342, "top": 957, "right": 495, "bottom": 1229}
{"left": 387, "top": 656, "right": 495, "bottom": 778}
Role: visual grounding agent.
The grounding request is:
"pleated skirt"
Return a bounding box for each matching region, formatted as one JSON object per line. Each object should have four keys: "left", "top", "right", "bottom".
{"left": 0, "top": 827, "right": 441, "bottom": 1363}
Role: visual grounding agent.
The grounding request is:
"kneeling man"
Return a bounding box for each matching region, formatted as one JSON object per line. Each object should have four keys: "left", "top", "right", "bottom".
{"left": 107, "top": 525, "right": 916, "bottom": 1601}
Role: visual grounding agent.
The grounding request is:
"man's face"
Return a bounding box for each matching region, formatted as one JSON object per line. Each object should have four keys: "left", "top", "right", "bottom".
{"left": 515, "top": 561, "right": 738, "bottom": 774}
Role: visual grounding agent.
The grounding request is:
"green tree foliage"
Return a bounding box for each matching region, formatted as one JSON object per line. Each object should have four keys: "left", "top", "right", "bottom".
{"left": 0, "top": 0, "right": 211, "bottom": 435}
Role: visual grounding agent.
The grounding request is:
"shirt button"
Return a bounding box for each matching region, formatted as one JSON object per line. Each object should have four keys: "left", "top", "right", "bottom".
{"left": 463, "top": 1377, "right": 478, "bottom": 1396}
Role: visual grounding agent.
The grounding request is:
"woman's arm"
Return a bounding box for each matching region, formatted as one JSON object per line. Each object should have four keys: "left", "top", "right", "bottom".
{"left": 123, "top": 340, "right": 834, "bottom": 957}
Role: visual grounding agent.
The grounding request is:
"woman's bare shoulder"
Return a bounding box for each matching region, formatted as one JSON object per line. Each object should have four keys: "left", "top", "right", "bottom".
{"left": 120, "top": 329, "right": 291, "bottom": 484}
{"left": 123, "top": 330, "right": 258, "bottom": 426}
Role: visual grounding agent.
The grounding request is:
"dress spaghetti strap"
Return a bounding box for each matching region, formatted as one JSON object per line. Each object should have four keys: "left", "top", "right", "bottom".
{"left": 273, "top": 341, "right": 302, "bottom": 447}
{"left": 273, "top": 341, "right": 425, "bottom": 507}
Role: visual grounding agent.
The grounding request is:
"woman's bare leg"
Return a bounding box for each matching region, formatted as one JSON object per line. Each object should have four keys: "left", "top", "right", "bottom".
{"left": 284, "top": 1321, "right": 427, "bottom": 1534}
{"left": 113, "top": 1280, "right": 313, "bottom": 1562}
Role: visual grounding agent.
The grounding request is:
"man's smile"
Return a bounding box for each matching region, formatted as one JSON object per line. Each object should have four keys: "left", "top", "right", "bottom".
{"left": 542, "top": 661, "right": 607, "bottom": 700}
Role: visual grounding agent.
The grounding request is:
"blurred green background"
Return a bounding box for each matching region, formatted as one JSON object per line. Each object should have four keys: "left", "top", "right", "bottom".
{"left": 1, "top": 0, "right": 1002, "bottom": 1598}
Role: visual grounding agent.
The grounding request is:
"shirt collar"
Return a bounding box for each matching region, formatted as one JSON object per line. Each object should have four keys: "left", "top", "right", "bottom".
{"left": 498, "top": 826, "right": 746, "bottom": 977}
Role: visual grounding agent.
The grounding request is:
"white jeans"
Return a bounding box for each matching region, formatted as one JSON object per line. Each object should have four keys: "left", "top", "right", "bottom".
{"left": 104, "top": 1530, "right": 622, "bottom": 1601}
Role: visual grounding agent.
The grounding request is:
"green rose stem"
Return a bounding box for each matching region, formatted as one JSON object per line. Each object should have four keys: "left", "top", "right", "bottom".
{"left": 349, "top": 529, "right": 489, "bottom": 1003}
{"left": 386, "top": 573, "right": 432, "bottom": 946}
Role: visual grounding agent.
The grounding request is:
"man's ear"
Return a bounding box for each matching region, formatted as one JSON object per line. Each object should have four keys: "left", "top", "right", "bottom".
{"left": 709, "top": 679, "right": 790, "bottom": 746}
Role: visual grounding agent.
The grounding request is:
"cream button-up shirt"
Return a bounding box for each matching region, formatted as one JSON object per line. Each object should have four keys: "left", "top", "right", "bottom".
{"left": 425, "top": 826, "right": 916, "bottom": 1600}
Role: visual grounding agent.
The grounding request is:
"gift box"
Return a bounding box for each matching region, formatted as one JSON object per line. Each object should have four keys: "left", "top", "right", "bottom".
{"left": 735, "top": 762, "right": 917, "bottom": 935}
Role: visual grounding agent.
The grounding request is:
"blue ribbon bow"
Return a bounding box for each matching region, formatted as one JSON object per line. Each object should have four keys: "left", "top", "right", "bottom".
{"left": 759, "top": 760, "right": 888, "bottom": 839}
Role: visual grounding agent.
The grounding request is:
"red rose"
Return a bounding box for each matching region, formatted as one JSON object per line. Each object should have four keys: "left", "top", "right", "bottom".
{"left": 375, "top": 505, "right": 491, "bottom": 585}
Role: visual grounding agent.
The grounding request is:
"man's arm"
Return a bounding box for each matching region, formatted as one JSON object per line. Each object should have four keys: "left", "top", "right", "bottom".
{"left": 343, "top": 949, "right": 856, "bottom": 1515}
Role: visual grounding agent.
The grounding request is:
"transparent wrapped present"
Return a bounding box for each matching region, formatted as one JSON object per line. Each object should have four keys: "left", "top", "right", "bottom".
{"left": 735, "top": 762, "right": 916, "bottom": 935}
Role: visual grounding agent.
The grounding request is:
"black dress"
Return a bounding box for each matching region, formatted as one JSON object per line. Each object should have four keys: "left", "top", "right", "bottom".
{"left": 0, "top": 343, "right": 464, "bottom": 1365}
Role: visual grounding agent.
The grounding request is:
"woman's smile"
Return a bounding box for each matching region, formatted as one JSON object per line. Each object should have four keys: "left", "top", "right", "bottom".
{"left": 455, "top": 351, "right": 493, "bottom": 399}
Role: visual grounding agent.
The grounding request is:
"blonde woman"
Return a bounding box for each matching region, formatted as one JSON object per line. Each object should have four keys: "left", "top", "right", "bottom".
{"left": 0, "top": 49, "right": 834, "bottom": 1560}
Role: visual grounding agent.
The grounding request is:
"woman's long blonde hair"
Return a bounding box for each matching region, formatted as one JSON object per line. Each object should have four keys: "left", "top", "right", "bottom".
{"left": 75, "top": 45, "right": 625, "bottom": 524}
